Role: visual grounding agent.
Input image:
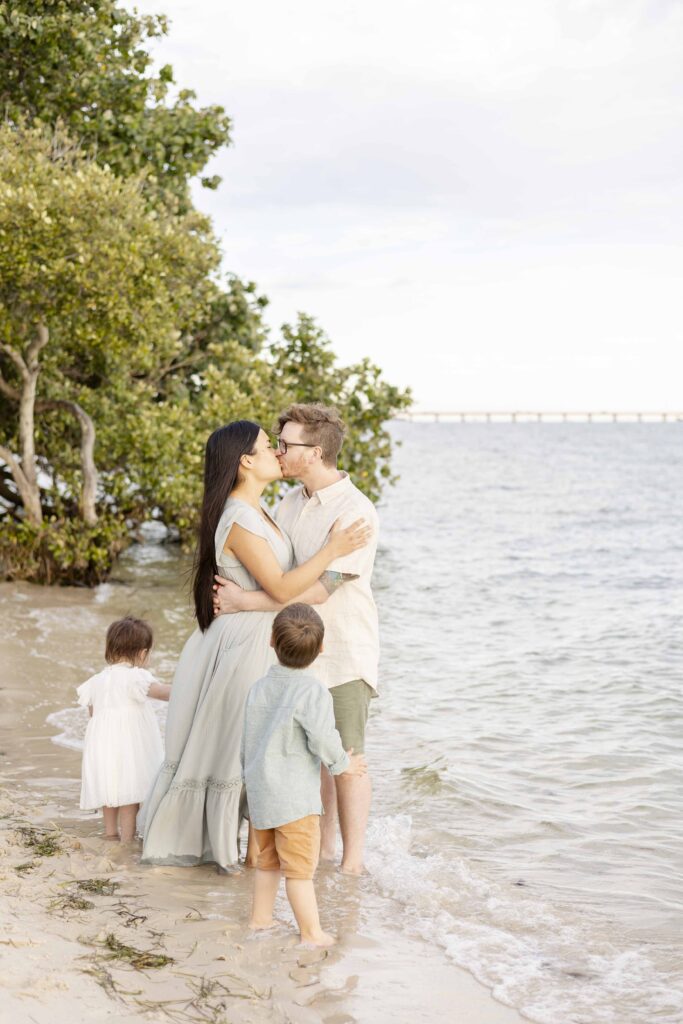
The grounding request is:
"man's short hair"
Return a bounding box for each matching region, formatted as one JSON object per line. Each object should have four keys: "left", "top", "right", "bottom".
{"left": 276, "top": 403, "right": 346, "bottom": 466}
{"left": 272, "top": 603, "right": 324, "bottom": 669}
{"left": 105, "top": 616, "right": 154, "bottom": 664}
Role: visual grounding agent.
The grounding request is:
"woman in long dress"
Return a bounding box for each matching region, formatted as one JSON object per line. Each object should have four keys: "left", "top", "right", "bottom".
{"left": 141, "top": 420, "right": 368, "bottom": 870}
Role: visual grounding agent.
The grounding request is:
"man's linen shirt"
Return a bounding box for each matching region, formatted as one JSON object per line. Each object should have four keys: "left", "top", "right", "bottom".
{"left": 275, "top": 472, "right": 380, "bottom": 693}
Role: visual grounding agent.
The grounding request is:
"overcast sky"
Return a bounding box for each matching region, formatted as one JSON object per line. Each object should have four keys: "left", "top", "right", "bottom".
{"left": 135, "top": 0, "right": 683, "bottom": 411}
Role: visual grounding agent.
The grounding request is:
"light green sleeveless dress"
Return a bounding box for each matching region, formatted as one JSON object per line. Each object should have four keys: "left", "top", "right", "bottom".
{"left": 141, "top": 498, "right": 293, "bottom": 869}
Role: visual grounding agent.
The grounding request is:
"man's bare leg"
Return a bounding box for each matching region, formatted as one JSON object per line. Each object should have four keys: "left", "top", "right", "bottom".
{"left": 336, "top": 771, "right": 371, "bottom": 875}
{"left": 320, "top": 766, "right": 338, "bottom": 861}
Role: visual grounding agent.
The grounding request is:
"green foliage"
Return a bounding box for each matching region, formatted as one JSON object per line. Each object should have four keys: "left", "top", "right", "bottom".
{"left": 0, "top": 514, "right": 129, "bottom": 585}
{"left": 0, "top": 0, "right": 230, "bottom": 206}
{"left": 0, "top": 5, "right": 412, "bottom": 586}
{"left": 0, "top": 124, "right": 218, "bottom": 362}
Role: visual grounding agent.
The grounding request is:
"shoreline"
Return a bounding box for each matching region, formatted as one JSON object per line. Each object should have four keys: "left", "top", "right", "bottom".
{"left": 1, "top": 580, "right": 525, "bottom": 1024}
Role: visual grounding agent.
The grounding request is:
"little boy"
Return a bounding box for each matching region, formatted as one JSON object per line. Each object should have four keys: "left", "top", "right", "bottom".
{"left": 241, "top": 602, "right": 367, "bottom": 946}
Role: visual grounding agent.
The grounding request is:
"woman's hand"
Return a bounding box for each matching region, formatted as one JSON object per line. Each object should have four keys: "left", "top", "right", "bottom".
{"left": 213, "top": 577, "right": 249, "bottom": 616}
{"left": 326, "top": 517, "right": 372, "bottom": 559}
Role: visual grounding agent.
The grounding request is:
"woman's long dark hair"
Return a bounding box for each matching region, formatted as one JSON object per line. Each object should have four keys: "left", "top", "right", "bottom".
{"left": 193, "top": 420, "right": 261, "bottom": 631}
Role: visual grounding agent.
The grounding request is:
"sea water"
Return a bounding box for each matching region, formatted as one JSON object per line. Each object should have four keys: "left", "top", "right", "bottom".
{"left": 45, "top": 423, "right": 683, "bottom": 1023}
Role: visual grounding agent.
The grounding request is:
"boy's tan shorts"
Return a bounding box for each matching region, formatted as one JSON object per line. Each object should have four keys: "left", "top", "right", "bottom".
{"left": 252, "top": 814, "right": 320, "bottom": 880}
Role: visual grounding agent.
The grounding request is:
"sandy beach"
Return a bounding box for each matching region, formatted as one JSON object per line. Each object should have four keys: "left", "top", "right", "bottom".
{"left": 0, "top": 579, "right": 525, "bottom": 1024}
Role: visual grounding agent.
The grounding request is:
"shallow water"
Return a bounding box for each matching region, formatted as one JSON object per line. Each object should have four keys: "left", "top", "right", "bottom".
{"left": 24, "top": 423, "right": 683, "bottom": 1022}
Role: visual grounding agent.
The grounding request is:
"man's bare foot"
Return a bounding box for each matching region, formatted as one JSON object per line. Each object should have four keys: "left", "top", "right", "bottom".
{"left": 299, "top": 930, "right": 336, "bottom": 947}
{"left": 104, "top": 834, "right": 120, "bottom": 841}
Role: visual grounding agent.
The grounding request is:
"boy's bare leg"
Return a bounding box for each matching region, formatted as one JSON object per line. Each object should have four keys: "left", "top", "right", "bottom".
{"left": 336, "top": 772, "right": 372, "bottom": 875}
{"left": 119, "top": 803, "right": 139, "bottom": 842}
{"left": 245, "top": 824, "right": 260, "bottom": 868}
{"left": 285, "top": 878, "right": 335, "bottom": 946}
{"left": 103, "top": 806, "right": 119, "bottom": 839}
{"left": 250, "top": 870, "right": 281, "bottom": 929}
{"left": 320, "top": 766, "right": 338, "bottom": 861}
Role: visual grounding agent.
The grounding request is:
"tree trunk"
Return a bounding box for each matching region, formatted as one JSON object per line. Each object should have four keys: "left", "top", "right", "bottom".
{"left": 1, "top": 326, "right": 99, "bottom": 527}
{"left": 39, "top": 400, "right": 99, "bottom": 525}
{"left": 0, "top": 444, "right": 42, "bottom": 524}
{"left": 0, "top": 324, "right": 48, "bottom": 526}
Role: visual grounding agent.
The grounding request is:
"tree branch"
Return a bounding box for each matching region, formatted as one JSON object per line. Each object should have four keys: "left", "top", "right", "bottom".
{"left": 27, "top": 323, "right": 50, "bottom": 370}
{"left": 0, "top": 444, "right": 31, "bottom": 495}
{"left": 0, "top": 473, "right": 22, "bottom": 507}
{"left": 0, "top": 371, "right": 21, "bottom": 401}
{"left": 0, "top": 343, "right": 29, "bottom": 382}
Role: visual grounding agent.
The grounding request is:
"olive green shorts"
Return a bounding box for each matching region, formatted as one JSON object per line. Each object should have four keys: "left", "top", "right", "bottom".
{"left": 330, "top": 679, "right": 375, "bottom": 755}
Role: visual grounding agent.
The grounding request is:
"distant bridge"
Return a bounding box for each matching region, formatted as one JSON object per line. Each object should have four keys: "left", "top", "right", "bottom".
{"left": 395, "top": 411, "right": 683, "bottom": 423}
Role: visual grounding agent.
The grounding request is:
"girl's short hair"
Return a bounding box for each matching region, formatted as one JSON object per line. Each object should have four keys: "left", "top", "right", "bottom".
{"left": 105, "top": 616, "right": 154, "bottom": 665}
{"left": 272, "top": 603, "right": 324, "bottom": 669}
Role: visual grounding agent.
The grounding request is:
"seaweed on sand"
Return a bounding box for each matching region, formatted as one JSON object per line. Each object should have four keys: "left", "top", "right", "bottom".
{"left": 70, "top": 877, "right": 120, "bottom": 896}
{"left": 102, "top": 933, "right": 174, "bottom": 970}
{"left": 49, "top": 891, "right": 95, "bottom": 914}
{"left": 14, "top": 860, "right": 37, "bottom": 874}
{"left": 133, "top": 975, "right": 269, "bottom": 1024}
{"left": 17, "top": 825, "right": 62, "bottom": 857}
{"left": 113, "top": 901, "right": 148, "bottom": 928}
{"left": 80, "top": 963, "right": 142, "bottom": 1003}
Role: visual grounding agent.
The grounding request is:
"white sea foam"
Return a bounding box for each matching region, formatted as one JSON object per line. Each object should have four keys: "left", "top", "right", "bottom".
{"left": 47, "top": 701, "right": 168, "bottom": 752}
{"left": 46, "top": 707, "right": 89, "bottom": 751}
{"left": 365, "top": 814, "right": 683, "bottom": 1024}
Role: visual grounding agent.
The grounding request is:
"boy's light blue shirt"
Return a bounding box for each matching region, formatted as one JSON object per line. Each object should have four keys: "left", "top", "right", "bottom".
{"left": 241, "top": 663, "right": 350, "bottom": 830}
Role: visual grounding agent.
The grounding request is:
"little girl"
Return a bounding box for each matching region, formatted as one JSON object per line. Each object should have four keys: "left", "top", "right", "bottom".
{"left": 77, "top": 616, "right": 171, "bottom": 841}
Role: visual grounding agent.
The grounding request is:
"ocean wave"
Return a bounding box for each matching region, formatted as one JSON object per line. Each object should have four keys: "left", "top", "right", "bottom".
{"left": 365, "top": 814, "right": 683, "bottom": 1024}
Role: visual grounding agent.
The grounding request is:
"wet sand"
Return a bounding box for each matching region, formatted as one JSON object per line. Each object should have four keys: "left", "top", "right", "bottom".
{"left": 0, "top": 580, "right": 525, "bottom": 1024}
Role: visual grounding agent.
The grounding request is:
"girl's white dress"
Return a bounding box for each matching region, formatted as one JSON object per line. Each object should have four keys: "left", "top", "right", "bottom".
{"left": 77, "top": 665, "right": 164, "bottom": 810}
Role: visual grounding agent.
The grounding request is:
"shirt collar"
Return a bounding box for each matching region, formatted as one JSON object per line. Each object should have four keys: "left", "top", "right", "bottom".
{"left": 302, "top": 471, "right": 350, "bottom": 505}
{"left": 267, "top": 663, "right": 311, "bottom": 680}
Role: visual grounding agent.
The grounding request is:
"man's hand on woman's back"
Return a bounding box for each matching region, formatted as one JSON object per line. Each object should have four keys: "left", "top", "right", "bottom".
{"left": 212, "top": 577, "right": 248, "bottom": 616}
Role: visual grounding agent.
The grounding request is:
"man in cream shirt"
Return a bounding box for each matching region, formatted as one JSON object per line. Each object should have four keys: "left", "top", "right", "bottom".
{"left": 214, "top": 403, "right": 379, "bottom": 874}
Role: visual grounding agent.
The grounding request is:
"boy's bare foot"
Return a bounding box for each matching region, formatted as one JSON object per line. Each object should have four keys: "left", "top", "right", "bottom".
{"left": 339, "top": 862, "right": 365, "bottom": 876}
{"left": 104, "top": 834, "right": 120, "bottom": 841}
{"left": 249, "top": 917, "right": 275, "bottom": 931}
{"left": 299, "top": 930, "right": 336, "bottom": 947}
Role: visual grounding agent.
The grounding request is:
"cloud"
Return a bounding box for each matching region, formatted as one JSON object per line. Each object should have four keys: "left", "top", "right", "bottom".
{"left": 134, "top": 0, "right": 683, "bottom": 407}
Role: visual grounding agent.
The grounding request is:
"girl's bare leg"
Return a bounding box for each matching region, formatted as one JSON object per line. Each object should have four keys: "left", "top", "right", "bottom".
{"left": 285, "top": 878, "right": 335, "bottom": 946}
{"left": 119, "top": 803, "right": 140, "bottom": 842}
{"left": 103, "top": 806, "right": 119, "bottom": 839}
{"left": 249, "top": 869, "right": 281, "bottom": 929}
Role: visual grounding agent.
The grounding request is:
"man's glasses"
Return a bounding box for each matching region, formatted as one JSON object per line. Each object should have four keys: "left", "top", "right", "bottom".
{"left": 275, "top": 438, "right": 319, "bottom": 455}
